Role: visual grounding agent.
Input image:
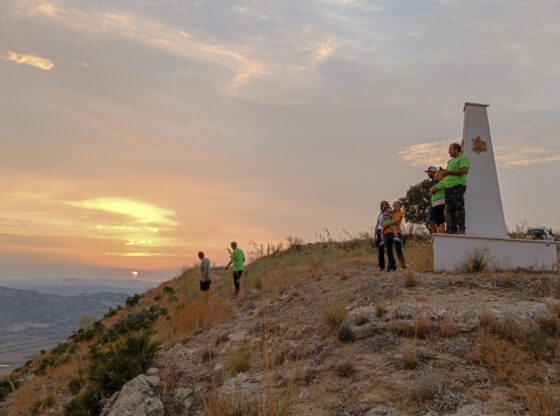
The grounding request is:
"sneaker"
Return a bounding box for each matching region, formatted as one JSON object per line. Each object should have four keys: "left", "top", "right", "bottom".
{"left": 379, "top": 241, "right": 385, "bottom": 246}
{"left": 394, "top": 236, "right": 402, "bottom": 242}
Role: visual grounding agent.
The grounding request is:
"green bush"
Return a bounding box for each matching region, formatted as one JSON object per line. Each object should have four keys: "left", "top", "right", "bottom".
{"left": 89, "top": 332, "right": 161, "bottom": 396}
{"left": 0, "top": 378, "right": 17, "bottom": 402}
{"left": 125, "top": 294, "right": 142, "bottom": 308}
{"left": 30, "top": 395, "right": 55, "bottom": 415}
{"left": 162, "top": 286, "right": 175, "bottom": 294}
{"left": 68, "top": 376, "right": 85, "bottom": 395}
{"left": 104, "top": 306, "right": 167, "bottom": 341}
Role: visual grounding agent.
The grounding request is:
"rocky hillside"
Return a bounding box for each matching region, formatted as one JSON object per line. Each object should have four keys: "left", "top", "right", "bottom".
{"left": 1, "top": 240, "right": 559, "bottom": 416}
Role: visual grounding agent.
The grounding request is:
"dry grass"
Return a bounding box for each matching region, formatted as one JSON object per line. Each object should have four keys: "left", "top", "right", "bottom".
{"left": 334, "top": 362, "right": 356, "bottom": 377}
{"left": 226, "top": 347, "right": 252, "bottom": 376}
{"left": 171, "top": 295, "right": 233, "bottom": 336}
{"left": 517, "top": 386, "right": 560, "bottom": 416}
{"left": 376, "top": 303, "right": 386, "bottom": 317}
{"left": 389, "top": 321, "right": 415, "bottom": 337}
{"left": 320, "top": 300, "right": 347, "bottom": 329}
{"left": 439, "top": 320, "right": 458, "bottom": 337}
{"left": 404, "top": 269, "right": 416, "bottom": 287}
{"left": 402, "top": 350, "right": 418, "bottom": 369}
{"left": 415, "top": 316, "right": 430, "bottom": 339}
{"left": 404, "top": 243, "right": 433, "bottom": 272}
{"left": 478, "top": 308, "right": 494, "bottom": 327}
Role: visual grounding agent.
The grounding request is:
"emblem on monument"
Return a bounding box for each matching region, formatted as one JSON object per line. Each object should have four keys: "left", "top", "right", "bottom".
{"left": 472, "top": 136, "right": 488, "bottom": 154}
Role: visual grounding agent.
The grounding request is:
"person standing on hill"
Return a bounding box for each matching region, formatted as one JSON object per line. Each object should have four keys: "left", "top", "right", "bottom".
{"left": 425, "top": 166, "right": 439, "bottom": 234}
{"left": 442, "top": 143, "right": 470, "bottom": 234}
{"left": 429, "top": 170, "right": 446, "bottom": 233}
{"left": 374, "top": 201, "right": 390, "bottom": 270}
{"left": 382, "top": 201, "right": 406, "bottom": 271}
{"left": 225, "top": 241, "right": 245, "bottom": 295}
{"left": 198, "top": 251, "right": 211, "bottom": 292}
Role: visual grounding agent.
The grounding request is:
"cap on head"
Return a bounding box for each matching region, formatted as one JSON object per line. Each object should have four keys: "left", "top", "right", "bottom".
{"left": 424, "top": 166, "right": 438, "bottom": 173}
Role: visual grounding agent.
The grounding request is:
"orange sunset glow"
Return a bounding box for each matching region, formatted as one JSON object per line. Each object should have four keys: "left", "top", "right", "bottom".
{"left": 2, "top": 0, "right": 559, "bottom": 281}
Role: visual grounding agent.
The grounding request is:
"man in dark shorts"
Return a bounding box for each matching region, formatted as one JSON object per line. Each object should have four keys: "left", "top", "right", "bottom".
{"left": 225, "top": 241, "right": 245, "bottom": 295}
{"left": 198, "top": 251, "right": 211, "bottom": 292}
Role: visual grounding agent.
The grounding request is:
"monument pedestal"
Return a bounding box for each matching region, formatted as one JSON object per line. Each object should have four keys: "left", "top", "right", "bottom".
{"left": 432, "top": 102, "right": 558, "bottom": 272}
{"left": 433, "top": 234, "right": 558, "bottom": 272}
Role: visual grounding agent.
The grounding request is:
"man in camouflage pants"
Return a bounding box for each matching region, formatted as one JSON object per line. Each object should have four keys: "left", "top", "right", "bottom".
{"left": 442, "top": 143, "right": 470, "bottom": 234}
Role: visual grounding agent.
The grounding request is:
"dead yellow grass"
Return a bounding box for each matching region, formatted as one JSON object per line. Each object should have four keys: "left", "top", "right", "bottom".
{"left": 171, "top": 295, "right": 233, "bottom": 336}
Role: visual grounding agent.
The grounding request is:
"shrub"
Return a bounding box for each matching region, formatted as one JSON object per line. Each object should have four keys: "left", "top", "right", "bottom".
{"left": 334, "top": 362, "right": 355, "bottom": 377}
{"left": 162, "top": 286, "right": 175, "bottom": 294}
{"left": 227, "top": 347, "right": 251, "bottom": 376}
{"left": 337, "top": 325, "right": 355, "bottom": 343}
{"left": 30, "top": 395, "right": 55, "bottom": 416}
{"left": 403, "top": 350, "right": 418, "bottom": 369}
{"left": 321, "top": 301, "right": 347, "bottom": 329}
{"left": 125, "top": 294, "right": 142, "bottom": 308}
{"left": 478, "top": 309, "right": 493, "bottom": 327}
{"left": 0, "top": 378, "right": 17, "bottom": 402}
{"left": 404, "top": 269, "right": 416, "bottom": 287}
{"left": 68, "top": 376, "right": 85, "bottom": 395}
{"left": 89, "top": 332, "right": 161, "bottom": 396}
{"left": 466, "top": 248, "right": 488, "bottom": 273}
{"left": 389, "top": 321, "right": 415, "bottom": 337}
{"left": 104, "top": 308, "right": 117, "bottom": 318}
{"left": 439, "top": 320, "right": 458, "bottom": 337}
{"left": 415, "top": 316, "right": 430, "bottom": 339}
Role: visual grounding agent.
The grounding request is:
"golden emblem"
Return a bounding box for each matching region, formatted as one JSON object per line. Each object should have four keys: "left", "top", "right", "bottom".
{"left": 472, "top": 136, "right": 488, "bottom": 154}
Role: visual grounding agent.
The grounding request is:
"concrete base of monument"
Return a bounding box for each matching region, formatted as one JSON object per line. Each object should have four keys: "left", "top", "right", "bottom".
{"left": 433, "top": 234, "right": 558, "bottom": 272}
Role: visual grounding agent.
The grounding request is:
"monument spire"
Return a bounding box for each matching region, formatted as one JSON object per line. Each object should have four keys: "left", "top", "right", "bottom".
{"left": 462, "top": 102, "right": 507, "bottom": 237}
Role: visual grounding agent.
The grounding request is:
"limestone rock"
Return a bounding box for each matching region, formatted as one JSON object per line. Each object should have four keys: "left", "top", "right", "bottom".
{"left": 452, "top": 405, "right": 485, "bottom": 415}
{"left": 145, "top": 376, "right": 160, "bottom": 387}
{"left": 100, "top": 374, "right": 163, "bottom": 416}
{"left": 146, "top": 367, "right": 160, "bottom": 376}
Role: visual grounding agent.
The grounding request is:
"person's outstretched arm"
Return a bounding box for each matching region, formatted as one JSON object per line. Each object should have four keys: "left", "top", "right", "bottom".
{"left": 225, "top": 257, "right": 233, "bottom": 270}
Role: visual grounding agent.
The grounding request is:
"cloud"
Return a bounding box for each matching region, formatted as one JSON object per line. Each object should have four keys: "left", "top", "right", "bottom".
{"left": 398, "top": 138, "right": 560, "bottom": 169}
{"left": 397, "top": 140, "right": 451, "bottom": 168}
{"left": 68, "top": 197, "right": 178, "bottom": 226}
{"left": 7, "top": 51, "right": 54, "bottom": 70}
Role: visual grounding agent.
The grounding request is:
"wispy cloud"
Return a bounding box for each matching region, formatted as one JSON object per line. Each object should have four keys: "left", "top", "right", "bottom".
{"left": 397, "top": 140, "right": 451, "bottom": 168}
{"left": 68, "top": 197, "right": 178, "bottom": 226}
{"left": 7, "top": 51, "right": 54, "bottom": 70}
{"left": 398, "top": 138, "right": 560, "bottom": 169}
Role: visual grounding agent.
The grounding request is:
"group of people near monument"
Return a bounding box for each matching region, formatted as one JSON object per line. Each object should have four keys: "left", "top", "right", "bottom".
{"left": 374, "top": 142, "right": 470, "bottom": 271}
{"left": 198, "top": 142, "right": 471, "bottom": 292}
{"left": 427, "top": 142, "right": 470, "bottom": 235}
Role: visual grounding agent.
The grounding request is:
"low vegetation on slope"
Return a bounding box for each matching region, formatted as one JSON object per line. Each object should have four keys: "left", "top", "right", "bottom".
{"left": 1, "top": 238, "right": 559, "bottom": 416}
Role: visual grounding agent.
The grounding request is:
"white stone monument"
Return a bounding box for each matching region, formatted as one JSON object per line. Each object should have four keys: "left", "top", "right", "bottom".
{"left": 432, "top": 102, "right": 558, "bottom": 271}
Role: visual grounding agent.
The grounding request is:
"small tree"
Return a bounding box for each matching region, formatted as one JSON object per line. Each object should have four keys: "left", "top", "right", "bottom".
{"left": 400, "top": 179, "right": 432, "bottom": 232}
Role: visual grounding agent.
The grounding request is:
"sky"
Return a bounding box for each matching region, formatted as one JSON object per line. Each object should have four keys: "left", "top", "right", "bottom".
{"left": 1, "top": 0, "right": 559, "bottom": 281}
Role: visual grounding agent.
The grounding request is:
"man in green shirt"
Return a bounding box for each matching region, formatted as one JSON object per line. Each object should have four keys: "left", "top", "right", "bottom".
{"left": 442, "top": 143, "right": 470, "bottom": 234}
{"left": 198, "top": 251, "right": 211, "bottom": 292}
{"left": 225, "top": 241, "right": 245, "bottom": 295}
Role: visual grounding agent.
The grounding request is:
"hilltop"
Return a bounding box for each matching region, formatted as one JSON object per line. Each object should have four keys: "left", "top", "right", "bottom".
{"left": 1, "top": 239, "right": 559, "bottom": 416}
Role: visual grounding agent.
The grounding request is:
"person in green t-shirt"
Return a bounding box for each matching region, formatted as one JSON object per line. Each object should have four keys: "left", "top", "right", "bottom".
{"left": 198, "top": 251, "right": 211, "bottom": 292}
{"left": 441, "top": 143, "right": 470, "bottom": 234}
{"left": 225, "top": 241, "right": 245, "bottom": 295}
{"left": 429, "top": 170, "right": 446, "bottom": 233}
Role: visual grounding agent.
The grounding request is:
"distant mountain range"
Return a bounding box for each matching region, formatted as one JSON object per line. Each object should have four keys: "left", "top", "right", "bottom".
{"left": 0, "top": 283, "right": 154, "bottom": 376}
{"left": 0, "top": 278, "right": 159, "bottom": 296}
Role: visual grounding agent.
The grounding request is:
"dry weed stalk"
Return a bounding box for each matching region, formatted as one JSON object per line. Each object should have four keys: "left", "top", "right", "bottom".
{"left": 404, "top": 269, "right": 416, "bottom": 288}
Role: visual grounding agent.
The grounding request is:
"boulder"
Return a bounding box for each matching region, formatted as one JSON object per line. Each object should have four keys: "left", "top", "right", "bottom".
{"left": 101, "top": 374, "right": 163, "bottom": 416}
